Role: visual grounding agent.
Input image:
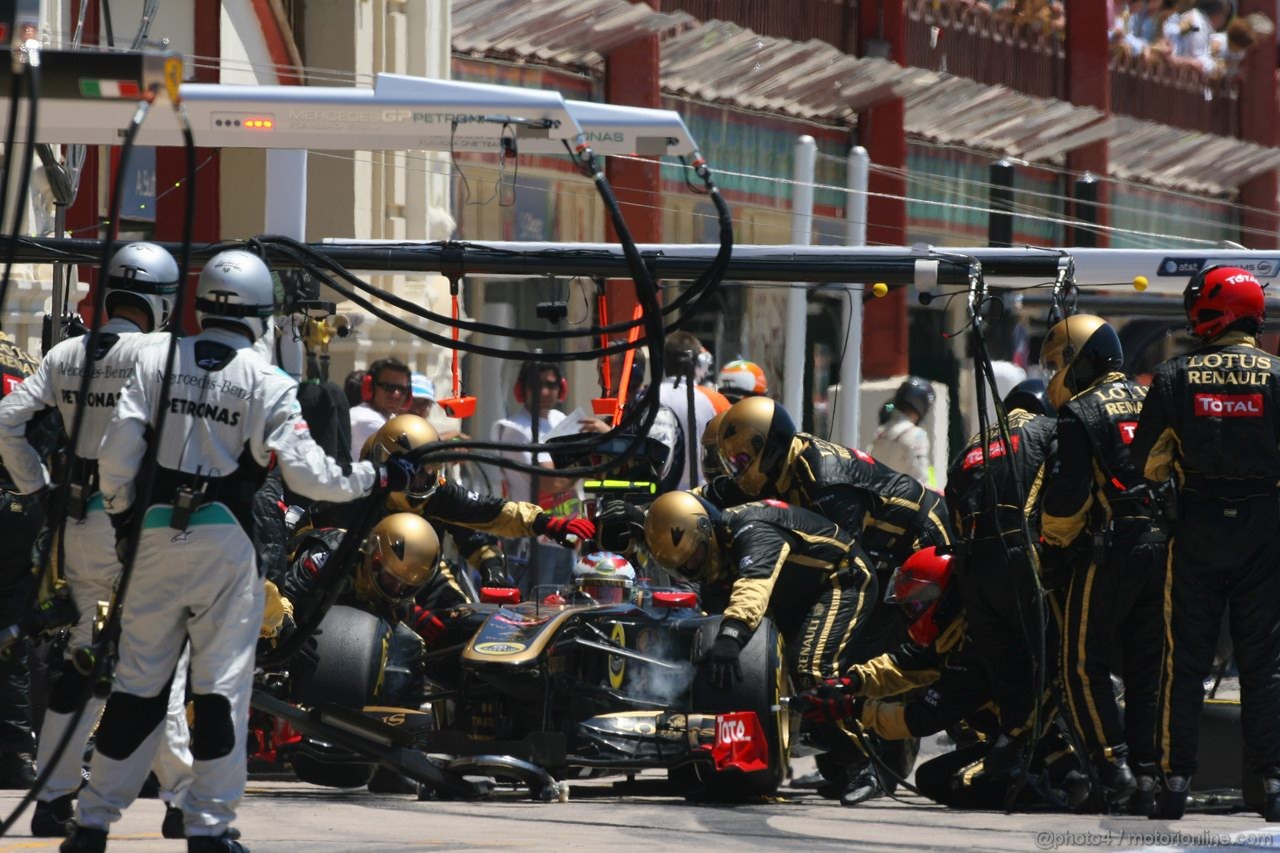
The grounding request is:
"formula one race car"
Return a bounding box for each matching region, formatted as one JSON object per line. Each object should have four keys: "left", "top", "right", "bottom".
{"left": 420, "top": 584, "right": 795, "bottom": 799}
{"left": 250, "top": 578, "right": 795, "bottom": 802}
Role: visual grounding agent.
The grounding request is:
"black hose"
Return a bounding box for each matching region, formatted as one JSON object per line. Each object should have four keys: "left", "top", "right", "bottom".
{"left": 0, "top": 63, "right": 39, "bottom": 322}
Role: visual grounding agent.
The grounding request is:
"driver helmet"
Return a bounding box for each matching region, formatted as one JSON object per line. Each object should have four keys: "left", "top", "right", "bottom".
{"left": 572, "top": 552, "right": 637, "bottom": 605}
{"left": 355, "top": 513, "right": 440, "bottom": 609}
{"left": 887, "top": 547, "right": 954, "bottom": 647}
{"left": 361, "top": 414, "right": 443, "bottom": 508}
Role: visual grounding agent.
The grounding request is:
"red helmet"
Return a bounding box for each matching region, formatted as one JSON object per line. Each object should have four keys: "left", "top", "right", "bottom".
{"left": 1184, "top": 266, "right": 1265, "bottom": 340}
{"left": 887, "top": 547, "right": 953, "bottom": 647}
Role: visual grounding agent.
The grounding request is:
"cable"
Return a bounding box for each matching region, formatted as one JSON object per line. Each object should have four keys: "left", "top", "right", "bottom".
{"left": 0, "top": 61, "right": 40, "bottom": 326}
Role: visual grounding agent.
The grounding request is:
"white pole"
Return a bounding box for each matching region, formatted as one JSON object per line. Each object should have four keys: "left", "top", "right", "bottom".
{"left": 266, "top": 149, "right": 308, "bottom": 239}
{"left": 837, "top": 146, "right": 869, "bottom": 448}
{"left": 785, "top": 135, "right": 817, "bottom": 424}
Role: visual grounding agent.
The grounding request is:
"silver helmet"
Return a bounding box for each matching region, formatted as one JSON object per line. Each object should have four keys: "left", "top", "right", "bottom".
{"left": 104, "top": 242, "right": 180, "bottom": 331}
{"left": 195, "top": 250, "right": 275, "bottom": 341}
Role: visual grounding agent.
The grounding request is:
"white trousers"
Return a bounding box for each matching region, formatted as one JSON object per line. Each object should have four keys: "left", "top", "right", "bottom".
{"left": 77, "top": 509, "right": 262, "bottom": 837}
{"left": 37, "top": 505, "right": 193, "bottom": 803}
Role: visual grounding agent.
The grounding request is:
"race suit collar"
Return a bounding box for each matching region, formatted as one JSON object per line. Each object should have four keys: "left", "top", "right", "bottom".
{"left": 1207, "top": 331, "right": 1258, "bottom": 348}
{"left": 200, "top": 326, "right": 256, "bottom": 349}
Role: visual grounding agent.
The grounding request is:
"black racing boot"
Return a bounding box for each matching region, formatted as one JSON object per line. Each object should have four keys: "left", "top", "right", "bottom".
{"left": 839, "top": 765, "right": 884, "bottom": 807}
{"left": 188, "top": 832, "right": 250, "bottom": 852}
{"left": 31, "top": 794, "right": 75, "bottom": 837}
{"left": 163, "top": 804, "right": 186, "bottom": 839}
{"left": 59, "top": 825, "right": 107, "bottom": 853}
{"left": 1129, "top": 770, "right": 1158, "bottom": 817}
{"left": 1150, "top": 775, "right": 1188, "bottom": 820}
{"left": 1264, "top": 778, "right": 1280, "bottom": 823}
{"left": 0, "top": 751, "right": 37, "bottom": 788}
{"left": 1095, "top": 755, "right": 1137, "bottom": 808}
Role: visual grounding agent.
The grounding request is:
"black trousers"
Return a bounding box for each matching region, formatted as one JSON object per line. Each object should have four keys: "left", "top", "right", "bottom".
{"left": 780, "top": 561, "right": 878, "bottom": 765}
{"left": 1158, "top": 493, "right": 1280, "bottom": 779}
{"left": 1059, "top": 539, "right": 1164, "bottom": 769}
{"left": 0, "top": 490, "right": 42, "bottom": 752}
{"left": 958, "top": 541, "right": 1049, "bottom": 738}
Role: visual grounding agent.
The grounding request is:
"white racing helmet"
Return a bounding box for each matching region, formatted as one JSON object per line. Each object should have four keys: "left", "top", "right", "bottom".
{"left": 572, "top": 552, "right": 637, "bottom": 605}
{"left": 195, "top": 250, "right": 276, "bottom": 341}
{"left": 104, "top": 242, "right": 180, "bottom": 331}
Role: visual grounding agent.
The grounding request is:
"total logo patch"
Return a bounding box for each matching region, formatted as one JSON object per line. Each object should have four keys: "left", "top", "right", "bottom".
{"left": 474, "top": 641, "right": 527, "bottom": 655}
{"left": 1194, "top": 393, "right": 1264, "bottom": 417}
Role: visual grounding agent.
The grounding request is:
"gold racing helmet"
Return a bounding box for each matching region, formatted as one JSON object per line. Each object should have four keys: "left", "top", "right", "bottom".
{"left": 1039, "top": 314, "right": 1123, "bottom": 410}
{"left": 642, "top": 491, "right": 718, "bottom": 583}
{"left": 717, "top": 397, "right": 796, "bottom": 497}
{"left": 701, "top": 410, "right": 727, "bottom": 482}
{"left": 362, "top": 414, "right": 444, "bottom": 504}
{"left": 355, "top": 513, "right": 441, "bottom": 608}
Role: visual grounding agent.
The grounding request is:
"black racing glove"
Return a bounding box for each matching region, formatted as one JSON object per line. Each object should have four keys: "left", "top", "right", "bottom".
{"left": 799, "top": 675, "right": 864, "bottom": 724}
{"left": 704, "top": 619, "right": 750, "bottom": 690}
{"left": 108, "top": 509, "right": 135, "bottom": 566}
{"left": 597, "top": 499, "right": 645, "bottom": 554}
{"left": 478, "top": 556, "right": 513, "bottom": 588}
{"left": 381, "top": 453, "right": 419, "bottom": 493}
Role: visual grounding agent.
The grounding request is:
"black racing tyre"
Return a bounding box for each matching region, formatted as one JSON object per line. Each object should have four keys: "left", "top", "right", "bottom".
{"left": 290, "top": 750, "right": 375, "bottom": 789}
{"left": 684, "top": 616, "right": 791, "bottom": 799}
{"left": 297, "top": 605, "right": 390, "bottom": 709}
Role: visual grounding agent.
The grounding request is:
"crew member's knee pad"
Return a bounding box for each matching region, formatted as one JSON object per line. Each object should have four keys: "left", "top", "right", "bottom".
{"left": 190, "top": 693, "right": 235, "bottom": 760}
{"left": 47, "top": 660, "right": 90, "bottom": 715}
{"left": 95, "top": 691, "right": 170, "bottom": 760}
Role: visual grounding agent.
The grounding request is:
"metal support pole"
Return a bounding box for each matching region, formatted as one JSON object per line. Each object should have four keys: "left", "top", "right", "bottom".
{"left": 1073, "top": 172, "right": 1099, "bottom": 249}
{"left": 266, "top": 149, "right": 308, "bottom": 240}
{"left": 785, "top": 135, "right": 816, "bottom": 425}
{"left": 835, "top": 145, "right": 869, "bottom": 448}
{"left": 988, "top": 158, "right": 1015, "bottom": 248}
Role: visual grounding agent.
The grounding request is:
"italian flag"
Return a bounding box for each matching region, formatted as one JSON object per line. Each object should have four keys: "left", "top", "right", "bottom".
{"left": 79, "top": 79, "right": 142, "bottom": 99}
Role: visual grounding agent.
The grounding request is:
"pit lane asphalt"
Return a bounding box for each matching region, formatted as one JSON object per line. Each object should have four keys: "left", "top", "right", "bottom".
{"left": 2, "top": 768, "right": 1277, "bottom": 853}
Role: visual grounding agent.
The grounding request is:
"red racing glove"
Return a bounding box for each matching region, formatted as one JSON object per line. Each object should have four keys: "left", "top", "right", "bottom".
{"left": 536, "top": 514, "right": 595, "bottom": 548}
{"left": 799, "top": 675, "right": 863, "bottom": 724}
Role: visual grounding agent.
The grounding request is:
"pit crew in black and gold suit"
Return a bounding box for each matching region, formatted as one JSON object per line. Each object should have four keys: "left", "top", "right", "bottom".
{"left": 944, "top": 379, "right": 1059, "bottom": 784}
{"left": 643, "top": 491, "right": 876, "bottom": 768}
{"left": 1039, "top": 315, "right": 1164, "bottom": 814}
{"left": 1131, "top": 265, "right": 1280, "bottom": 822}
{"left": 709, "top": 397, "right": 954, "bottom": 804}
{"left": 798, "top": 546, "right": 1087, "bottom": 811}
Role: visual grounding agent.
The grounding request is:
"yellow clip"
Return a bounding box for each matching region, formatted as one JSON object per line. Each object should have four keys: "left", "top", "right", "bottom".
{"left": 164, "top": 56, "right": 184, "bottom": 105}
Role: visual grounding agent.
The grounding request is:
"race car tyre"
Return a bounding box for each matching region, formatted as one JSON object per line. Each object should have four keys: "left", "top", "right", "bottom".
{"left": 297, "top": 605, "right": 390, "bottom": 709}
{"left": 685, "top": 616, "right": 791, "bottom": 798}
{"left": 289, "top": 749, "right": 376, "bottom": 789}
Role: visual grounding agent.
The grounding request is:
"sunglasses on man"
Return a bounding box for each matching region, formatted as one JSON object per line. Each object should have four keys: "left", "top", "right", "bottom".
{"left": 376, "top": 381, "right": 411, "bottom": 396}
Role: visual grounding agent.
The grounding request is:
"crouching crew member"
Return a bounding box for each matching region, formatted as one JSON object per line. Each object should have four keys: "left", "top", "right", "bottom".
{"left": 799, "top": 547, "right": 1086, "bottom": 811}
{"left": 642, "top": 492, "right": 876, "bottom": 771}
{"left": 1132, "top": 266, "right": 1280, "bottom": 822}
{"left": 62, "top": 251, "right": 426, "bottom": 852}
{"left": 1039, "top": 315, "right": 1164, "bottom": 813}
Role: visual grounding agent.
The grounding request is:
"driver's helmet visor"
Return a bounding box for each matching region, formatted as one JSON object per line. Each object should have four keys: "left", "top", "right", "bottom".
{"left": 678, "top": 539, "right": 710, "bottom": 581}
{"left": 578, "top": 580, "right": 629, "bottom": 605}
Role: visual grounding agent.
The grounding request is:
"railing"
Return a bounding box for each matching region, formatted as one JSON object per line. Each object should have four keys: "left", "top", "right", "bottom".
{"left": 1110, "top": 53, "right": 1239, "bottom": 137}
{"left": 904, "top": 0, "right": 1064, "bottom": 99}
{"left": 667, "top": 0, "right": 854, "bottom": 51}
{"left": 904, "top": 0, "right": 1241, "bottom": 137}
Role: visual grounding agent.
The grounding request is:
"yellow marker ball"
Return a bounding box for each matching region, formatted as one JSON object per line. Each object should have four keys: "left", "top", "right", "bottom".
{"left": 1133, "top": 276, "right": 1148, "bottom": 292}
{"left": 872, "top": 282, "right": 888, "bottom": 298}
